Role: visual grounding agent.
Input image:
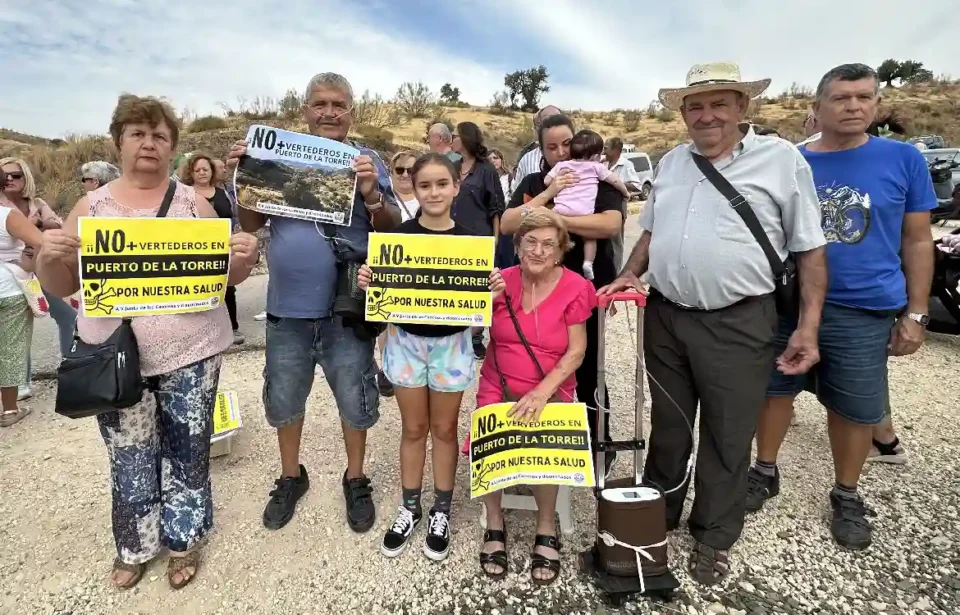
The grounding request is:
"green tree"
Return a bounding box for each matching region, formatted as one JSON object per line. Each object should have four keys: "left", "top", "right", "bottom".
{"left": 877, "top": 59, "right": 901, "bottom": 87}
{"left": 503, "top": 65, "right": 551, "bottom": 111}
{"left": 439, "top": 83, "right": 461, "bottom": 104}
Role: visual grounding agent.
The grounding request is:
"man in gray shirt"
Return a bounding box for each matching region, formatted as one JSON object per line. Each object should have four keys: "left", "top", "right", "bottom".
{"left": 600, "top": 62, "right": 827, "bottom": 586}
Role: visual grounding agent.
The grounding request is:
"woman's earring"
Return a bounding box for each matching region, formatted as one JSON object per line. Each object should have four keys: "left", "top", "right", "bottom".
{"left": 555, "top": 260, "right": 561, "bottom": 265}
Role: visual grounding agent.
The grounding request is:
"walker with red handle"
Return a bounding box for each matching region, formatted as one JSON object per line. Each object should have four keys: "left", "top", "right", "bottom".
{"left": 579, "top": 290, "right": 680, "bottom": 605}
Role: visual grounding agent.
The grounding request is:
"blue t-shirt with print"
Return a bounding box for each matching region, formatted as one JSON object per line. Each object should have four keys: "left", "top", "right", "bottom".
{"left": 800, "top": 136, "right": 936, "bottom": 311}
{"left": 265, "top": 145, "right": 395, "bottom": 319}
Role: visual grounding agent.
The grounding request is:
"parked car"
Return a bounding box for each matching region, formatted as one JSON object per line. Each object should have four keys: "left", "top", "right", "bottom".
{"left": 911, "top": 135, "right": 947, "bottom": 150}
{"left": 923, "top": 148, "right": 960, "bottom": 187}
{"left": 622, "top": 152, "right": 654, "bottom": 200}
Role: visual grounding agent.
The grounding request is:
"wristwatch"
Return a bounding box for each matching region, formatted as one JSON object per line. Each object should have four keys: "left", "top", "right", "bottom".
{"left": 907, "top": 313, "right": 930, "bottom": 327}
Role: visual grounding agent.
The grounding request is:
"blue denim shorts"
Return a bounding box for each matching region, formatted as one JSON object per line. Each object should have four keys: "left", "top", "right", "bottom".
{"left": 767, "top": 302, "right": 896, "bottom": 425}
{"left": 263, "top": 314, "right": 379, "bottom": 430}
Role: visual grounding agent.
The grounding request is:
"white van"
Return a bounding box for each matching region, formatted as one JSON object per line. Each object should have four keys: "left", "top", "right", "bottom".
{"left": 621, "top": 152, "right": 654, "bottom": 200}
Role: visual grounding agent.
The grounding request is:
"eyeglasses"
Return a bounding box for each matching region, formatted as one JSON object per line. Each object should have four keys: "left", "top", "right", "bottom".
{"left": 393, "top": 166, "right": 411, "bottom": 176}
{"left": 81, "top": 177, "right": 97, "bottom": 183}
{"left": 3, "top": 173, "right": 23, "bottom": 180}
{"left": 520, "top": 236, "right": 559, "bottom": 252}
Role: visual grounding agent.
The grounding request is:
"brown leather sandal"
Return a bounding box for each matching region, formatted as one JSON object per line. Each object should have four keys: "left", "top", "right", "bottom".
{"left": 168, "top": 550, "right": 202, "bottom": 590}
{"left": 111, "top": 558, "right": 145, "bottom": 590}
{"left": 688, "top": 541, "right": 730, "bottom": 586}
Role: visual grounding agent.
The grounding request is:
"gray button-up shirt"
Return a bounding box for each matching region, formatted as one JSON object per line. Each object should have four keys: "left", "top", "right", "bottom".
{"left": 638, "top": 128, "right": 825, "bottom": 310}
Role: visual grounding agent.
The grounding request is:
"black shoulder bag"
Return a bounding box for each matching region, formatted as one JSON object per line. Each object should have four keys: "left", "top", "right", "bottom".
{"left": 490, "top": 290, "right": 563, "bottom": 404}
{"left": 691, "top": 153, "right": 799, "bottom": 317}
{"left": 55, "top": 180, "right": 178, "bottom": 419}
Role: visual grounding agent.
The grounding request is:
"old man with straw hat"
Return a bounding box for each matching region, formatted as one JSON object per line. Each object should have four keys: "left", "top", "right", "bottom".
{"left": 600, "top": 62, "right": 828, "bottom": 585}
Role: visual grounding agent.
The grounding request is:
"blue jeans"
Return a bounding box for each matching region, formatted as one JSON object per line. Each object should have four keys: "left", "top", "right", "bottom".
{"left": 262, "top": 314, "right": 379, "bottom": 430}
{"left": 23, "top": 290, "right": 76, "bottom": 386}
{"left": 97, "top": 354, "right": 222, "bottom": 563}
{"left": 767, "top": 303, "right": 896, "bottom": 425}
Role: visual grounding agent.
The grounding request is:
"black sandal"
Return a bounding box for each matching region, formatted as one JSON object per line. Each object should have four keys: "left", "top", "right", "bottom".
{"left": 479, "top": 526, "right": 508, "bottom": 580}
{"left": 687, "top": 541, "right": 730, "bottom": 586}
{"left": 530, "top": 534, "right": 562, "bottom": 586}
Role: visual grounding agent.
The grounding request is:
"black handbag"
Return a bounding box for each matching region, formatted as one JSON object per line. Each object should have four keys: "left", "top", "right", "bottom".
{"left": 691, "top": 153, "right": 799, "bottom": 317}
{"left": 54, "top": 180, "right": 177, "bottom": 418}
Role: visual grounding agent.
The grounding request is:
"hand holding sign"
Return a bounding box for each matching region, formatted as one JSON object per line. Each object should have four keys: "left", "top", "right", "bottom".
{"left": 225, "top": 139, "right": 247, "bottom": 169}
{"left": 356, "top": 263, "right": 372, "bottom": 291}
{"left": 489, "top": 268, "right": 505, "bottom": 298}
{"left": 229, "top": 232, "right": 259, "bottom": 266}
{"left": 352, "top": 155, "right": 380, "bottom": 205}
{"left": 39, "top": 228, "right": 81, "bottom": 263}
{"left": 507, "top": 388, "right": 553, "bottom": 423}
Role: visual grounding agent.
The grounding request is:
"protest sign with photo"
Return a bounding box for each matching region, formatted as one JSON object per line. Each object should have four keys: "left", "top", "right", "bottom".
{"left": 212, "top": 390, "right": 242, "bottom": 443}
{"left": 365, "top": 233, "right": 496, "bottom": 327}
{"left": 78, "top": 217, "right": 231, "bottom": 318}
{"left": 234, "top": 125, "right": 359, "bottom": 225}
{"left": 468, "top": 402, "right": 595, "bottom": 498}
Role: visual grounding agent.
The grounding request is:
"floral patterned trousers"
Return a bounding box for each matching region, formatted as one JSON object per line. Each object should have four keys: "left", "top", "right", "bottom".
{"left": 96, "top": 354, "right": 222, "bottom": 564}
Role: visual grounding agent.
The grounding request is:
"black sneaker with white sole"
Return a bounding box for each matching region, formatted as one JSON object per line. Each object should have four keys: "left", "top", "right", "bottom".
{"left": 423, "top": 508, "right": 451, "bottom": 561}
{"left": 262, "top": 464, "right": 310, "bottom": 530}
{"left": 745, "top": 466, "right": 780, "bottom": 513}
{"left": 381, "top": 506, "right": 422, "bottom": 557}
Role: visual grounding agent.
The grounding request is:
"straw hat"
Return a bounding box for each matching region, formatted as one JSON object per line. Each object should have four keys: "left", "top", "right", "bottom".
{"left": 658, "top": 62, "right": 771, "bottom": 111}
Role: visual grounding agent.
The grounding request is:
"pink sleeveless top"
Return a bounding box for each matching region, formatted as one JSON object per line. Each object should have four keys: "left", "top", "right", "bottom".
{"left": 77, "top": 183, "right": 233, "bottom": 377}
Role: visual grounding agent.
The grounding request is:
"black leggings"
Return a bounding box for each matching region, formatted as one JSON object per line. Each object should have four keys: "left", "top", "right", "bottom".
{"left": 225, "top": 286, "right": 239, "bottom": 331}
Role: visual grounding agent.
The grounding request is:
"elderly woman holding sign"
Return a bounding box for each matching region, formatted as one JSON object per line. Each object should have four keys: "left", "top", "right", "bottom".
{"left": 474, "top": 208, "right": 597, "bottom": 585}
{"left": 35, "top": 94, "right": 259, "bottom": 591}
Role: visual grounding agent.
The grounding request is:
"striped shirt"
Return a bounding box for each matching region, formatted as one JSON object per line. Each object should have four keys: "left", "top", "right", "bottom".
{"left": 511, "top": 147, "right": 543, "bottom": 193}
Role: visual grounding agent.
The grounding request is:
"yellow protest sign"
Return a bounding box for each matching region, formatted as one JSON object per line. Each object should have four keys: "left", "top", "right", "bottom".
{"left": 469, "top": 402, "right": 595, "bottom": 498}
{"left": 212, "top": 390, "right": 242, "bottom": 442}
{"left": 78, "top": 217, "right": 231, "bottom": 318}
{"left": 366, "top": 233, "right": 495, "bottom": 327}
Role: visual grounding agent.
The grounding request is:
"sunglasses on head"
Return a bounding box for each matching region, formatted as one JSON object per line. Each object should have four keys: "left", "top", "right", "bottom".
{"left": 394, "top": 166, "right": 411, "bottom": 176}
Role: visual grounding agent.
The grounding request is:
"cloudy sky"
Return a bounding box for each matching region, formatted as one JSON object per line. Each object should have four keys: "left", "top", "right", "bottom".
{"left": 3, "top": 0, "right": 957, "bottom": 138}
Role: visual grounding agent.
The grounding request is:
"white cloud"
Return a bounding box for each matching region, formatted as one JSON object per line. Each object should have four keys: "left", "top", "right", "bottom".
{"left": 1, "top": 0, "right": 505, "bottom": 137}
{"left": 2, "top": 0, "right": 958, "bottom": 137}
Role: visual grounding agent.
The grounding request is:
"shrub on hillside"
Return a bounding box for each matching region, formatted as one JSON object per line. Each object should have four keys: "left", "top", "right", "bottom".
{"left": 188, "top": 115, "right": 228, "bottom": 133}
{"left": 490, "top": 90, "right": 512, "bottom": 116}
{"left": 353, "top": 90, "right": 391, "bottom": 128}
{"left": 657, "top": 107, "right": 675, "bottom": 123}
{"left": 394, "top": 82, "right": 436, "bottom": 119}
{"left": 511, "top": 124, "right": 536, "bottom": 147}
{"left": 623, "top": 109, "right": 642, "bottom": 132}
{"left": 279, "top": 88, "right": 302, "bottom": 120}
{"left": 645, "top": 101, "right": 661, "bottom": 119}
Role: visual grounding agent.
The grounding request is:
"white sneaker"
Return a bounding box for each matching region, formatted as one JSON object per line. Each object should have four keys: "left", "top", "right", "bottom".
{"left": 17, "top": 386, "right": 32, "bottom": 401}
{"left": 254, "top": 311, "right": 267, "bottom": 322}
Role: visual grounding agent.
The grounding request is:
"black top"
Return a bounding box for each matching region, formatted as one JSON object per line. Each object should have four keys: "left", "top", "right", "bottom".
{"left": 507, "top": 171, "right": 623, "bottom": 288}
{"left": 451, "top": 159, "right": 505, "bottom": 236}
{"left": 390, "top": 218, "right": 475, "bottom": 338}
{"left": 209, "top": 187, "right": 233, "bottom": 220}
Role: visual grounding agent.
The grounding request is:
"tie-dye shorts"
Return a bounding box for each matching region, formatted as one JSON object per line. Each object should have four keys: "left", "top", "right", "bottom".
{"left": 382, "top": 324, "right": 476, "bottom": 392}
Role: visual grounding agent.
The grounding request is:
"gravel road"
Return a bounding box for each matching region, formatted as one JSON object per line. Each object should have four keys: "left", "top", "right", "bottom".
{"left": 3, "top": 218, "right": 959, "bottom": 614}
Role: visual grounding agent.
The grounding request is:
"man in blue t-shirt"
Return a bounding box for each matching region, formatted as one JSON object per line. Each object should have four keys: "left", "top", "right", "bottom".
{"left": 746, "top": 64, "right": 936, "bottom": 551}
{"left": 229, "top": 72, "right": 400, "bottom": 534}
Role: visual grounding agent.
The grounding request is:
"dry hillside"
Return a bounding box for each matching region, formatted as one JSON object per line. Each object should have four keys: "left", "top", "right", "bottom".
{"left": 3, "top": 80, "right": 959, "bottom": 215}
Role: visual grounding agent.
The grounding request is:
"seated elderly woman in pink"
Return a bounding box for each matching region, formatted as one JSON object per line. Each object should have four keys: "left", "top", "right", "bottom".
{"left": 472, "top": 208, "right": 596, "bottom": 586}
{"left": 36, "top": 94, "right": 259, "bottom": 591}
